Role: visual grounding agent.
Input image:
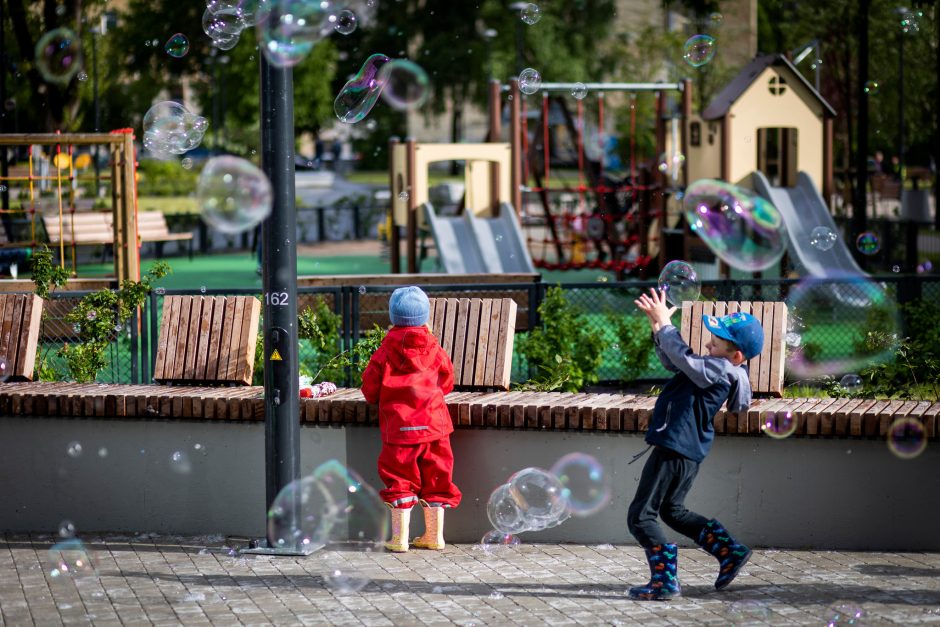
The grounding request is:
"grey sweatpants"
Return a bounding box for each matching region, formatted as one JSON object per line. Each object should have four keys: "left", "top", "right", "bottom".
{"left": 627, "top": 446, "right": 710, "bottom": 547}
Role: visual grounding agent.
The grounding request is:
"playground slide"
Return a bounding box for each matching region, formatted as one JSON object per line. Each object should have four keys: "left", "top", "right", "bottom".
{"left": 423, "top": 202, "right": 536, "bottom": 274}
{"left": 751, "top": 170, "right": 867, "bottom": 278}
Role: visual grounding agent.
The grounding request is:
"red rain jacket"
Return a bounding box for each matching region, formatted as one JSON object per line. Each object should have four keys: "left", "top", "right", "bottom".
{"left": 361, "top": 325, "right": 455, "bottom": 445}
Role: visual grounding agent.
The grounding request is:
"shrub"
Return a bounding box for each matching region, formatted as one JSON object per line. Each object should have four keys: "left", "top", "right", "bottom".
{"left": 609, "top": 312, "right": 654, "bottom": 383}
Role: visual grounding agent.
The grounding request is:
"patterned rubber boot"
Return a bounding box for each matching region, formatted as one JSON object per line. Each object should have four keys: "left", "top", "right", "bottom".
{"left": 697, "top": 519, "right": 752, "bottom": 590}
{"left": 384, "top": 505, "right": 411, "bottom": 553}
{"left": 412, "top": 501, "right": 445, "bottom": 550}
{"left": 628, "top": 544, "right": 681, "bottom": 600}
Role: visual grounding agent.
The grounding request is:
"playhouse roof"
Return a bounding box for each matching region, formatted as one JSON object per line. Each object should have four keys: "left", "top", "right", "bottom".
{"left": 701, "top": 54, "right": 837, "bottom": 121}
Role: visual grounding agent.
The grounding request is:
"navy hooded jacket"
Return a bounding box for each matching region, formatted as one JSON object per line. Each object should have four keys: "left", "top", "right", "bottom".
{"left": 645, "top": 325, "right": 752, "bottom": 462}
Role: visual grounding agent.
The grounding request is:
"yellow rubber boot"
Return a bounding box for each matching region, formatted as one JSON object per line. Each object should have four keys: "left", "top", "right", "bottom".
{"left": 384, "top": 505, "right": 411, "bottom": 553}
{"left": 412, "top": 501, "right": 445, "bottom": 550}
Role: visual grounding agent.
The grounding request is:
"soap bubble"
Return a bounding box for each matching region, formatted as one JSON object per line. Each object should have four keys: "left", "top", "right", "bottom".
{"left": 519, "top": 68, "right": 542, "bottom": 95}
{"left": 207, "top": 0, "right": 266, "bottom": 26}
{"left": 809, "top": 226, "right": 837, "bottom": 251}
{"left": 785, "top": 273, "right": 899, "bottom": 378}
{"left": 761, "top": 410, "right": 796, "bottom": 439}
{"left": 550, "top": 453, "right": 611, "bottom": 517}
{"left": 323, "top": 568, "right": 369, "bottom": 593}
{"left": 708, "top": 12, "right": 723, "bottom": 26}
{"left": 684, "top": 179, "right": 787, "bottom": 272}
{"left": 785, "top": 332, "right": 802, "bottom": 347}
{"left": 826, "top": 602, "right": 865, "bottom": 625}
{"left": 728, "top": 600, "right": 770, "bottom": 623}
{"left": 839, "top": 374, "right": 862, "bottom": 391}
{"left": 332, "top": 9, "right": 357, "bottom": 35}
{"left": 334, "top": 53, "right": 391, "bottom": 123}
{"left": 181, "top": 157, "right": 194, "bottom": 170}
{"left": 377, "top": 59, "right": 429, "bottom": 111}
{"left": 143, "top": 101, "right": 208, "bottom": 159}
{"left": 196, "top": 156, "right": 273, "bottom": 234}
{"left": 520, "top": 3, "right": 541, "bottom": 25}
{"left": 657, "top": 151, "right": 686, "bottom": 181}
{"left": 267, "top": 460, "right": 387, "bottom": 554}
{"left": 864, "top": 80, "right": 879, "bottom": 95}
{"left": 892, "top": 265, "right": 901, "bottom": 273}
{"left": 683, "top": 34, "right": 716, "bottom": 68}
{"left": 900, "top": 10, "right": 921, "bottom": 34}
{"left": 203, "top": 6, "right": 247, "bottom": 40}
{"left": 571, "top": 83, "right": 587, "bottom": 100}
{"left": 77, "top": 71, "right": 88, "bottom": 81}
{"left": 35, "top": 28, "right": 83, "bottom": 85}
{"left": 358, "top": 286, "right": 367, "bottom": 295}
{"left": 169, "top": 450, "right": 192, "bottom": 474}
{"left": 887, "top": 418, "right": 926, "bottom": 460}
{"left": 165, "top": 33, "right": 190, "bottom": 58}
{"left": 508, "top": 467, "right": 568, "bottom": 528}
{"left": 210, "top": 31, "right": 241, "bottom": 50}
{"left": 398, "top": 191, "right": 409, "bottom": 201}
{"left": 59, "top": 520, "right": 76, "bottom": 538}
{"left": 256, "top": 0, "right": 332, "bottom": 67}
{"left": 487, "top": 483, "right": 528, "bottom": 534}
{"left": 48, "top": 539, "right": 96, "bottom": 578}
{"left": 479, "top": 530, "right": 521, "bottom": 555}
{"left": 67, "top": 441, "right": 83, "bottom": 458}
{"left": 855, "top": 232, "right": 880, "bottom": 255}
{"left": 658, "top": 260, "right": 700, "bottom": 307}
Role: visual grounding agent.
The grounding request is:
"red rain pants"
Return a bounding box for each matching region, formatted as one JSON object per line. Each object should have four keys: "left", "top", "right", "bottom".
{"left": 378, "top": 437, "right": 462, "bottom": 509}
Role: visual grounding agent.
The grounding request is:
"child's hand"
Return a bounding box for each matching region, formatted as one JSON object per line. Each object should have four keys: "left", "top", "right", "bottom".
{"left": 634, "top": 288, "right": 677, "bottom": 332}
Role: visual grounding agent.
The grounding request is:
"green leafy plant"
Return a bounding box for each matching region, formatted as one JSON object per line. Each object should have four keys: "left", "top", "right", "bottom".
{"left": 30, "top": 247, "right": 71, "bottom": 381}
{"left": 515, "top": 286, "right": 607, "bottom": 392}
{"left": 609, "top": 313, "right": 654, "bottom": 383}
{"left": 56, "top": 262, "right": 171, "bottom": 382}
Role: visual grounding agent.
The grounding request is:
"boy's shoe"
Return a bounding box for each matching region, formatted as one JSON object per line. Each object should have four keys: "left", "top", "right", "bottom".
{"left": 412, "top": 500, "right": 445, "bottom": 550}
{"left": 384, "top": 504, "right": 411, "bottom": 553}
{"left": 697, "top": 519, "right": 752, "bottom": 589}
{"left": 628, "top": 544, "right": 681, "bottom": 600}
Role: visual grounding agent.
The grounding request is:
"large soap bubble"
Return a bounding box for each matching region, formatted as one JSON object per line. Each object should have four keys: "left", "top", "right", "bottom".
{"left": 143, "top": 101, "right": 208, "bottom": 159}
{"left": 377, "top": 59, "right": 429, "bottom": 111}
{"left": 550, "top": 453, "right": 611, "bottom": 517}
{"left": 508, "top": 467, "right": 568, "bottom": 528}
{"left": 256, "top": 0, "right": 332, "bottom": 67}
{"left": 334, "top": 53, "right": 391, "bottom": 123}
{"left": 658, "top": 260, "right": 700, "bottom": 307}
{"left": 486, "top": 483, "right": 528, "bottom": 534}
{"left": 35, "top": 28, "right": 83, "bottom": 85}
{"left": 683, "top": 34, "right": 716, "bottom": 67}
{"left": 519, "top": 68, "right": 542, "bottom": 95}
{"left": 203, "top": 6, "right": 248, "bottom": 39}
{"left": 196, "top": 156, "right": 272, "bottom": 234}
{"left": 48, "top": 538, "right": 96, "bottom": 578}
{"left": 683, "top": 179, "right": 788, "bottom": 272}
{"left": 785, "top": 273, "right": 899, "bottom": 379}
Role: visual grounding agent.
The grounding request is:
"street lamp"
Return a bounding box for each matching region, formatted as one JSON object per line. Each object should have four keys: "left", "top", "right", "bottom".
{"left": 894, "top": 7, "right": 909, "bottom": 181}
{"left": 509, "top": 2, "right": 529, "bottom": 74}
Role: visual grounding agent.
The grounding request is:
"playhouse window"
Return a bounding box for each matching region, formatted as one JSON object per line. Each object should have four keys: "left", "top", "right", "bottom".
{"left": 768, "top": 75, "right": 788, "bottom": 96}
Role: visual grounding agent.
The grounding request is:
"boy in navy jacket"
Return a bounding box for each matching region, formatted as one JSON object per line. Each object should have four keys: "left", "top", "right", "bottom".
{"left": 628, "top": 288, "right": 763, "bottom": 601}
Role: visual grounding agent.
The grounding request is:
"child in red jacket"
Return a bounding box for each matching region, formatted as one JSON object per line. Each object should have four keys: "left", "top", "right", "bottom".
{"left": 361, "top": 286, "right": 461, "bottom": 552}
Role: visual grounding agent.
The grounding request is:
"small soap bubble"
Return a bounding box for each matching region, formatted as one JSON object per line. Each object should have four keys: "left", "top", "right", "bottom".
{"left": 887, "top": 417, "right": 926, "bottom": 459}
{"left": 658, "top": 260, "right": 700, "bottom": 307}
{"left": 708, "top": 11, "right": 723, "bottom": 25}
{"left": 257, "top": 0, "right": 331, "bottom": 67}
{"left": 196, "top": 156, "right": 273, "bottom": 234}
{"left": 181, "top": 157, "right": 193, "bottom": 170}
{"left": 334, "top": 53, "right": 390, "bottom": 124}
{"left": 0, "top": 185, "right": 6, "bottom": 193}
{"left": 657, "top": 151, "right": 685, "bottom": 181}
{"left": 596, "top": 276, "right": 608, "bottom": 283}
{"left": 855, "top": 232, "right": 880, "bottom": 255}
{"left": 72, "top": 323, "right": 81, "bottom": 334}
{"left": 165, "top": 33, "right": 190, "bottom": 58}
{"left": 809, "top": 226, "right": 837, "bottom": 251}
{"left": 377, "top": 59, "right": 430, "bottom": 111}
{"left": 77, "top": 71, "right": 88, "bottom": 81}
{"left": 155, "top": 287, "right": 166, "bottom": 295}
{"left": 864, "top": 80, "right": 879, "bottom": 95}
{"left": 761, "top": 411, "right": 796, "bottom": 439}
{"left": 86, "top": 310, "right": 97, "bottom": 321}
{"left": 826, "top": 602, "right": 865, "bottom": 625}
{"left": 839, "top": 374, "right": 862, "bottom": 391}
{"left": 365, "top": 119, "right": 378, "bottom": 131}
{"left": 358, "top": 286, "right": 367, "bottom": 295}
{"left": 67, "top": 441, "right": 83, "bottom": 458}
{"left": 324, "top": 568, "right": 370, "bottom": 594}
{"left": 518, "top": 68, "right": 542, "bottom": 95}
{"left": 683, "top": 34, "right": 716, "bottom": 68}
{"left": 398, "top": 191, "right": 409, "bottom": 201}
{"left": 333, "top": 9, "right": 358, "bottom": 35}
{"left": 785, "top": 332, "right": 802, "bottom": 347}
{"left": 892, "top": 265, "right": 901, "bottom": 273}
{"left": 97, "top": 447, "right": 108, "bottom": 458}
{"left": 684, "top": 179, "right": 787, "bottom": 272}
{"left": 59, "top": 520, "right": 76, "bottom": 538}
{"left": 194, "top": 443, "right": 205, "bottom": 452}
{"left": 900, "top": 10, "right": 921, "bottom": 34}
{"left": 520, "top": 3, "right": 541, "bottom": 25}
{"left": 550, "top": 453, "right": 611, "bottom": 517}
{"left": 35, "top": 28, "right": 83, "bottom": 85}
{"left": 200, "top": 286, "right": 207, "bottom": 293}
{"left": 494, "top": 234, "right": 504, "bottom": 242}
{"left": 480, "top": 530, "right": 521, "bottom": 555}
{"left": 48, "top": 539, "right": 96, "bottom": 578}
{"left": 170, "top": 450, "right": 192, "bottom": 474}
{"left": 571, "top": 82, "right": 587, "bottom": 100}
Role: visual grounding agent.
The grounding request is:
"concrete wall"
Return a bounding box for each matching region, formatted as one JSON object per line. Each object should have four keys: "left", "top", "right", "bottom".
{"left": 1, "top": 416, "right": 934, "bottom": 551}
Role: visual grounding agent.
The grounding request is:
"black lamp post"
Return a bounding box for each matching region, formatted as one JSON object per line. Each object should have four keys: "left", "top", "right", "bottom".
{"left": 894, "top": 7, "right": 909, "bottom": 181}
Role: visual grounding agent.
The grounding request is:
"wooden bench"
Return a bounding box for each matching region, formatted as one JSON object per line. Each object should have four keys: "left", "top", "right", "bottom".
{"left": 680, "top": 300, "right": 788, "bottom": 397}
{"left": 136, "top": 211, "right": 194, "bottom": 258}
{"left": 153, "top": 295, "right": 261, "bottom": 386}
{"left": 0, "top": 293, "right": 44, "bottom": 381}
{"left": 428, "top": 297, "right": 517, "bottom": 390}
{"left": 42, "top": 211, "right": 194, "bottom": 257}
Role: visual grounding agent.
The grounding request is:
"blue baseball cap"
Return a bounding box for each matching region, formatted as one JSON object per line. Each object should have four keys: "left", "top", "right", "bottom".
{"left": 702, "top": 312, "right": 764, "bottom": 360}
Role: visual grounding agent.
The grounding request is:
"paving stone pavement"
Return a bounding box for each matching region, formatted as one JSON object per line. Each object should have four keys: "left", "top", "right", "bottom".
{"left": 3, "top": 533, "right": 940, "bottom": 625}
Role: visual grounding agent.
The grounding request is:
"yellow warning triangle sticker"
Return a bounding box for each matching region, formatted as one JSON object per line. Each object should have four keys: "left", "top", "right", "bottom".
{"left": 270, "top": 349, "right": 283, "bottom": 361}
